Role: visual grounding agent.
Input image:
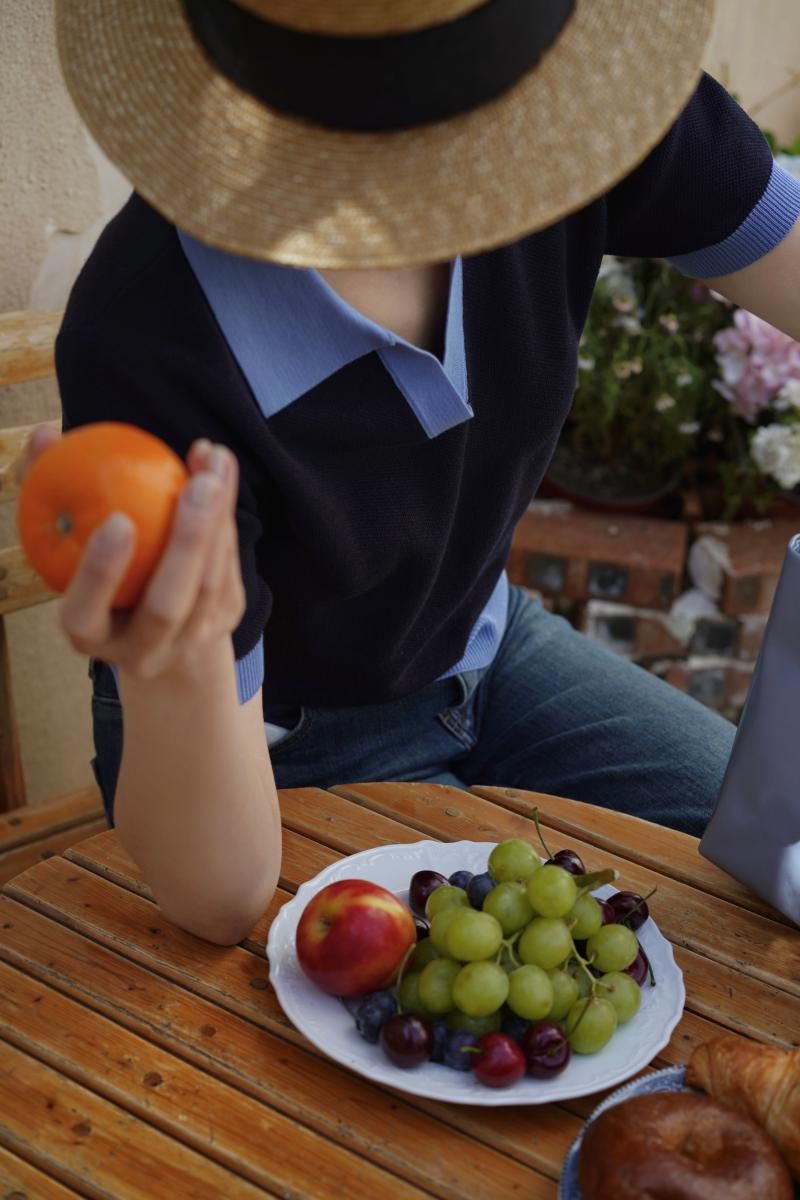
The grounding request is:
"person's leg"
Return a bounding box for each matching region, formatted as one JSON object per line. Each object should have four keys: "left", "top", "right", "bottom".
{"left": 459, "top": 587, "right": 735, "bottom": 836}
{"left": 268, "top": 675, "right": 477, "bottom": 792}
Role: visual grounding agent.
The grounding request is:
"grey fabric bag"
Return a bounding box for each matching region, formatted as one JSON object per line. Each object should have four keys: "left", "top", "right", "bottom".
{"left": 700, "top": 534, "right": 800, "bottom": 925}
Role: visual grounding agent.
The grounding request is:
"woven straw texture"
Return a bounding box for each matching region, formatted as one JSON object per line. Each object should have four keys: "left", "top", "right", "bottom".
{"left": 56, "top": 0, "right": 714, "bottom": 267}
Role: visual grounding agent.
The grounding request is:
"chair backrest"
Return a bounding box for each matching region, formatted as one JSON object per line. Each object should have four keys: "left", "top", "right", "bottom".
{"left": 0, "top": 310, "right": 64, "bottom": 811}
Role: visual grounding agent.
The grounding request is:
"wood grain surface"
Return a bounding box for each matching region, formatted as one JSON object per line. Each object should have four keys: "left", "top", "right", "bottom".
{"left": 1, "top": 782, "right": 798, "bottom": 1199}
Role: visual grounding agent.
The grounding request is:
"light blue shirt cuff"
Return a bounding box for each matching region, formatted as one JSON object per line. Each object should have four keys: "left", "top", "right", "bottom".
{"left": 109, "top": 636, "right": 264, "bottom": 705}
{"left": 668, "top": 161, "right": 800, "bottom": 278}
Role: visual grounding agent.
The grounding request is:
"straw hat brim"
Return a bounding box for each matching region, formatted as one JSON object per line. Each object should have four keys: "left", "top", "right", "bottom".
{"left": 56, "top": 0, "right": 715, "bottom": 268}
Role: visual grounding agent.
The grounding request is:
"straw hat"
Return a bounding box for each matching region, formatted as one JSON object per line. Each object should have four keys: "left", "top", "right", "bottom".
{"left": 56, "top": 0, "right": 715, "bottom": 268}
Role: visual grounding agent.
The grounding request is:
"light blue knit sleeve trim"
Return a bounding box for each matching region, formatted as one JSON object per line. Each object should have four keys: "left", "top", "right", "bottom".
{"left": 235, "top": 637, "right": 264, "bottom": 704}
{"left": 110, "top": 635, "right": 264, "bottom": 705}
{"left": 668, "top": 161, "right": 800, "bottom": 278}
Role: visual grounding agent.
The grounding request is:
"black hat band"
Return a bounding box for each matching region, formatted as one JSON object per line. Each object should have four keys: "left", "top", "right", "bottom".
{"left": 182, "top": 0, "right": 576, "bottom": 132}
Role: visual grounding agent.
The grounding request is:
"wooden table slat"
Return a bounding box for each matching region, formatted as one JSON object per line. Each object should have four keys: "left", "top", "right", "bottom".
{"left": 0, "top": 959, "right": 433, "bottom": 1200}
{"left": 0, "top": 818, "right": 109, "bottom": 888}
{"left": 471, "top": 785, "right": 793, "bottom": 926}
{"left": 0, "top": 1039, "right": 275, "bottom": 1200}
{"left": 2, "top": 781, "right": 798, "bottom": 1199}
{"left": 58, "top": 807, "right": 800, "bottom": 1050}
{"left": 0, "top": 1142, "right": 84, "bottom": 1200}
{"left": 332, "top": 783, "right": 800, "bottom": 999}
{"left": 0, "top": 894, "right": 563, "bottom": 1199}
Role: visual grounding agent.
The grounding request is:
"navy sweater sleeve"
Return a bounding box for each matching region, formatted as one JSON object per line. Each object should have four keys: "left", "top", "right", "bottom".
{"left": 604, "top": 73, "right": 775, "bottom": 261}
{"left": 55, "top": 221, "right": 272, "bottom": 687}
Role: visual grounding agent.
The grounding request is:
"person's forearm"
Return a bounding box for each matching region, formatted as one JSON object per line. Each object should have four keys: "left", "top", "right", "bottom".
{"left": 114, "top": 638, "right": 281, "bottom": 945}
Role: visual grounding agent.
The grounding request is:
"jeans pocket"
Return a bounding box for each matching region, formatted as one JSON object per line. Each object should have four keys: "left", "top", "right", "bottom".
{"left": 267, "top": 708, "right": 312, "bottom": 758}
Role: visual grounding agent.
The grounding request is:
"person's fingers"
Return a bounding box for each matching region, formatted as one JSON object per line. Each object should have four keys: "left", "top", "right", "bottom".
{"left": 199, "top": 446, "right": 237, "bottom": 590}
{"left": 187, "top": 437, "right": 213, "bottom": 476}
{"left": 15, "top": 425, "right": 60, "bottom": 485}
{"left": 122, "top": 469, "right": 224, "bottom": 671}
{"left": 58, "top": 513, "right": 137, "bottom": 651}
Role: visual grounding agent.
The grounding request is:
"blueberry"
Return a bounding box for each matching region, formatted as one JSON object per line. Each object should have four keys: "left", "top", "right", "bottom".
{"left": 354, "top": 990, "right": 398, "bottom": 1043}
{"left": 448, "top": 869, "right": 474, "bottom": 891}
{"left": 429, "top": 1020, "right": 449, "bottom": 1064}
{"left": 442, "top": 1029, "right": 478, "bottom": 1071}
{"left": 467, "top": 871, "right": 495, "bottom": 910}
{"left": 501, "top": 1014, "right": 531, "bottom": 1044}
{"left": 340, "top": 995, "right": 362, "bottom": 1017}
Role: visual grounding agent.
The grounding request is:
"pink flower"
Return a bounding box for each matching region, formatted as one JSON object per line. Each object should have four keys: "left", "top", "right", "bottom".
{"left": 713, "top": 310, "right": 800, "bottom": 422}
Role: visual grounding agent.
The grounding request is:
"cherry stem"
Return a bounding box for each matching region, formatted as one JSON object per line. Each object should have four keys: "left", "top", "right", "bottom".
{"left": 623, "top": 887, "right": 658, "bottom": 924}
{"left": 529, "top": 807, "right": 554, "bottom": 860}
{"left": 393, "top": 942, "right": 417, "bottom": 1013}
{"left": 647, "top": 957, "right": 657, "bottom": 987}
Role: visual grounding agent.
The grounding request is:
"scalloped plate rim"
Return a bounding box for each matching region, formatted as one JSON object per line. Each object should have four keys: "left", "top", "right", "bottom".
{"left": 267, "top": 839, "right": 685, "bottom": 1107}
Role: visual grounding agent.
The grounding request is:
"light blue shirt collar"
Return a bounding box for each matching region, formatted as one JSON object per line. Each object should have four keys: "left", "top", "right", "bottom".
{"left": 177, "top": 230, "right": 472, "bottom": 439}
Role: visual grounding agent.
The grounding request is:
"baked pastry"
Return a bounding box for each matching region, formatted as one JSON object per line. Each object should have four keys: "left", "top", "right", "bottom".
{"left": 578, "top": 1091, "right": 793, "bottom": 1199}
{"left": 687, "top": 1035, "right": 800, "bottom": 1180}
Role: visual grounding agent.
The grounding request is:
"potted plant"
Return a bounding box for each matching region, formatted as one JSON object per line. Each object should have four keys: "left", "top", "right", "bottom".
{"left": 547, "top": 256, "right": 730, "bottom": 511}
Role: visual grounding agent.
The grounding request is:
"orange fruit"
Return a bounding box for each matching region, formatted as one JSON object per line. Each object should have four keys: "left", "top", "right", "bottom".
{"left": 18, "top": 421, "right": 188, "bottom": 609}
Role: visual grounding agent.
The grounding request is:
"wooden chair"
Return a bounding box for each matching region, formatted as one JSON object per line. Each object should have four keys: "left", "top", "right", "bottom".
{"left": 0, "top": 311, "right": 105, "bottom": 878}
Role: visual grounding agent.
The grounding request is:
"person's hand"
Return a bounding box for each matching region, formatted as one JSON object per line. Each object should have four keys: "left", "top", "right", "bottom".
{"left": 17, "top": 427, "right": 246, "bottom": 685}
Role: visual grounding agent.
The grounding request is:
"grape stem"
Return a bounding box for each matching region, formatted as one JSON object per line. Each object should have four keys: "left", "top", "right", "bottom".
{"left": 569, "top": 935, "right": 599, "bottom": 997}
{"left": 647, "top": 956, "right": 657, "bottom": 987}
{"left": 497, "top": 931, "right": 523, "bottom": 968}
{"left": 529, "top": 807, "right": 554, "bottom": 860}
{"left": 574, "top": 868, "right": 618, "bottom": 893}
{"left": 393, "top": 942, "right": 418, "bottom": 1014}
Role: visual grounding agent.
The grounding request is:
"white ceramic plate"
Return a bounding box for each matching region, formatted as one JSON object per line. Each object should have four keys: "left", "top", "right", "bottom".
{"left": 267, "top": 840, "right": 685, "bottom": 1106}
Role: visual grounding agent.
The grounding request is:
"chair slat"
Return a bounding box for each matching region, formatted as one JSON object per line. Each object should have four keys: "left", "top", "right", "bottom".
{"left": 0, "top": 544, "right": 56, "bottom": 615}
{"left": 0, "top": 420, "right": 61, "bottom": 504}
{"left": 0, "top": 311, "right": 62, "bottom": 387}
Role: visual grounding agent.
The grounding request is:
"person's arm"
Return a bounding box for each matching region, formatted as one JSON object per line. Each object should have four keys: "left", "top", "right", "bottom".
{"left": 22, "top": 429, "right": 280, "bottom": 945}
{"left": 117, "top": 648, "right": 280, "bottom": 946}
{"left": 700, "top": 215, "right": 800, "bottom": 342}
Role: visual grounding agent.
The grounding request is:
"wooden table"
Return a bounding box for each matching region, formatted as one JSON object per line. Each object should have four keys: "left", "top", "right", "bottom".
{"left": 0, "top": 781, "right": 798, "bottom": 1199}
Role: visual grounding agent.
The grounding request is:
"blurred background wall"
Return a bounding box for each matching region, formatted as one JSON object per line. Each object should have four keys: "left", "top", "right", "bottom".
{"left": 1, "top": 0, "right": 799, "bottom": 805}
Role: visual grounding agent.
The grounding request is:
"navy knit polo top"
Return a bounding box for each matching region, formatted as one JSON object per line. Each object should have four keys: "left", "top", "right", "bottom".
{"left": 56, "top": 75, "right": 800, "bottom": 714}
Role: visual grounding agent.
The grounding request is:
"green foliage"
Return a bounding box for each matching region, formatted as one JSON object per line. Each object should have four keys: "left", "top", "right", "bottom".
{"left": 556, "top": 258, "right": 731, "bottom": 499}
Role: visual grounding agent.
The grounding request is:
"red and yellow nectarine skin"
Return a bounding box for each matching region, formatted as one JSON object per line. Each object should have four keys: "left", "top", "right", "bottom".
{"left": 295, "top": 879, "right": 416, "bottom": 997}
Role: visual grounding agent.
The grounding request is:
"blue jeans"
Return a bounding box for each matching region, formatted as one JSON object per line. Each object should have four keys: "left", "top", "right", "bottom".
{"left": 89, "top": 587, "right": 734, "bottom": 837}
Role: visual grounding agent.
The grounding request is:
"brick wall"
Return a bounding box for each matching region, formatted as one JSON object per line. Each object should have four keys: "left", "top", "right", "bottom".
{"left": 508, "top": 502, "right": 798, "bottom": 721}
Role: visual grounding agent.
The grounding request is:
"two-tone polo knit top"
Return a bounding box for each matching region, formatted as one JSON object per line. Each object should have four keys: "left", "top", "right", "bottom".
{"left": 56, "top": 74, "right": 800, "bottom": 716}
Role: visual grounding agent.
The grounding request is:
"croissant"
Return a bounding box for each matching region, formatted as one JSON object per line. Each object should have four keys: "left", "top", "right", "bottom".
{"left": 686, "top": 1035, "right": 800, "bottom": 1180}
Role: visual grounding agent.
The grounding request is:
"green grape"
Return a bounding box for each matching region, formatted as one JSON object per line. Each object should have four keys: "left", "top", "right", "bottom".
{"left": 418, "top": 959, "right": 462, "bottom": 1014}
{"left": 446, "top": 1009, "right": 502, "bottom": 1036}
{"left": 596, "top": 972, "right": 641, "bottom": 1023}
{"left": 445, "top": 909, "right": 504, "bottom": 961}
{"left": 586, "top": 924, "right": 639, "bottom": 973}
{"left": 452, "top": 961, "right": 509, "bottom": 1017}
{"left": 546, "top": 967, "right": 580, "bottom": 1021}
{"left": 398, "top": 972, "right": 435, "bottom": 1018}
{"left": 567, "top": 893, "right": 603, "bottom": 940}
{"left": 482, "top": 880, "right": 535, "bottom": 935}
{"left": 518, "top": 917, "right": 573, "bottom": 970}
{"left": 507, "top": 964, "right": 554, "bottom": 1021}
{"left": 565, "top": 996, "right": 618, "bottom": 1054}
{"left": 488, "top": 838, "right": 541, "bottom": 883}
{"left": 412, "top": 937, "right": 441, "bottom": 971}
{"left": 526, "top": 864, "right": 577, "bottom": 918}
{"left": 429, "top": 907, "right": 462, "bottom": 954}
{"left": 425, "top": 885, "right": 469, "bottom": 921}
